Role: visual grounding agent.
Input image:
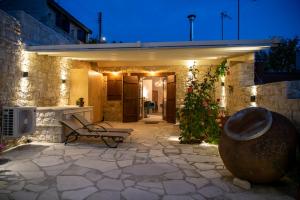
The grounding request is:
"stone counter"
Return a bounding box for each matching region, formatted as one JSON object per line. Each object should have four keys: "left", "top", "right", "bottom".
{"left": 29, "top": 106, "right": 93, "bottom": 143}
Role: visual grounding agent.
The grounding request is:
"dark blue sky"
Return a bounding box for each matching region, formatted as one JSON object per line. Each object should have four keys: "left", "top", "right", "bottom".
{"left": 58, "top": 0, "right": 300, "bottom": 42}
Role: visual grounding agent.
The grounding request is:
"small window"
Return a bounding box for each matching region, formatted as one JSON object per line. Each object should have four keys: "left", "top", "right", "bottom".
{"left": 77, "top": 29, "right": 86, "bottom": 43}
{"left": 55, "top": 11, "right": 70, "bottom": 33}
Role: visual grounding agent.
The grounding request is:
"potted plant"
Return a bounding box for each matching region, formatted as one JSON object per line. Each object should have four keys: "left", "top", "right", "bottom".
{"left": 76, "top": 97, "right": 85, "bottom": 107}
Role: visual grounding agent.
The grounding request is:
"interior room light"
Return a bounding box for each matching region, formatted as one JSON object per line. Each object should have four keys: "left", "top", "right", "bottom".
{"left": 111, "top": 71, "right": 119, "bottom": 76}
{"left": 250, "top": 95, "right": 256, "bottom": 102}
{"left": 62, "top": 79, "right": 66, "bottom": 84}
{"left": 149, "top": 71, "right": 156, "bottom": 76}
{"left": 221, "top": 82, "right": 225, "bottom": 86}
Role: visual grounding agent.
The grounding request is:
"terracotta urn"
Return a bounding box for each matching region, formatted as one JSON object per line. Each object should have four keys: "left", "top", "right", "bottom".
{"left": 219, "top": 107, "right": 298, "bottom": 183}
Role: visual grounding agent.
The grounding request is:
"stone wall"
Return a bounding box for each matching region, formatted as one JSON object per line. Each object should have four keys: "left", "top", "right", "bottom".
{"left": 225, "top": 61, "right": 255, "bottom": 114}
{"left": 0, "top": 9, "right": 22, "bottom": 107}
{"left": 225, "top": 59, "right": 300, "bottom": 131}
{"left": 8, "top": 10, "right": 77, "bottom": 45}
{"left": 0, "top": 51, "right": 72, "bottom": 107}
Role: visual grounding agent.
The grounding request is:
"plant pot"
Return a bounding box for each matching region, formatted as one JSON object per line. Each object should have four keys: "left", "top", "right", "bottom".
{"left": 219, "top": 107, "right": 298, "bottom": 183}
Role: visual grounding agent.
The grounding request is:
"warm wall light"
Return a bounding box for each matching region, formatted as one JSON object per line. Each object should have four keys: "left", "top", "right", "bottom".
{"left": 187, "top": 60, "right": 196, "bottom": 68}
{"left": 221, "top": 82, "right": 225, "bottom": 86}
{"left": 62, "top": 79, "right": 66, "bottom": 84}
{"left": 111, "top": 71, "right": 119, "bottom": 76}
{"left": 149, "top": 71, "right": 156, "bottom": 76}
{"left": 89, "top": 70, "right": 101, "bottom": 76}
{"left": 22, "top": 72, "right": 29, "bottom": 78}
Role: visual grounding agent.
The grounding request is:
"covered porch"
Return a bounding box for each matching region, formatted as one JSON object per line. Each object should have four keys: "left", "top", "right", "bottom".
{"left": 25, "top": 40, "right": 273, "bottom": 129}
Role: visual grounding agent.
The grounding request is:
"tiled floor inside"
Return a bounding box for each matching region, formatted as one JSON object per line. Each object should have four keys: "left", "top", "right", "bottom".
{"left": 0, "top": 121, "right": 295, "bottom": 200}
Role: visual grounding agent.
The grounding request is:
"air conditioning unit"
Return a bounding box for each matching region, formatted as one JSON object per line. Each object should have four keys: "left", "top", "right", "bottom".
{"left": 1, "top": 107, "right": 37, "bottom": 137}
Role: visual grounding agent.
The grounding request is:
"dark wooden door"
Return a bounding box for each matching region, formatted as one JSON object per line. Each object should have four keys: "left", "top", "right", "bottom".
{"left": 166, "top": 75, "right": 176, "bottom": 123}
{"left": 152, "top": 90, "right": 158, "bottom": 113}
{"left": 123, "top": 76, "right": 139, "bottom": 122}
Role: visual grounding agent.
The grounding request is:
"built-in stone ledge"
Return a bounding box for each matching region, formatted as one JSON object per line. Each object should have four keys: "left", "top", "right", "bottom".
{"left": 29, "top": 106, "right": 93, "bottom": 143}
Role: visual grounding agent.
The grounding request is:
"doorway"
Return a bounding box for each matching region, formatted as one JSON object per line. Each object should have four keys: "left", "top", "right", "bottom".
{"left": 142, "top": 76, "right": 164, "bottom": 122}
{"left": 123, "top": 73, "right": 176, "bottom": 123}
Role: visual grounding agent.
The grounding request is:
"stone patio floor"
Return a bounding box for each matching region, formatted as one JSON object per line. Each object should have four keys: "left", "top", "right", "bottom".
{"left": 0, "top": 121, "right": 295, "bottom": 200}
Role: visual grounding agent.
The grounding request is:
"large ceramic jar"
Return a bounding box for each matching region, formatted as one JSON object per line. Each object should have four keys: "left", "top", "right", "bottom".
{"left": 219, "top": 107, "right": 298, "bottom": 183}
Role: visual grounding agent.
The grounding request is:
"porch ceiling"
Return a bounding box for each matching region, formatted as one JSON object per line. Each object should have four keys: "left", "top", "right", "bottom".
{"left": 26, "top": 40, "right": 276, "bottom": 66}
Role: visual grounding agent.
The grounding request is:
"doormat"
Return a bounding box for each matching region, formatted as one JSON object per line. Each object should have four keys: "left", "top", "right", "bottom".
{"left": 144, "top": 121, "right": 160, "bottom": 124}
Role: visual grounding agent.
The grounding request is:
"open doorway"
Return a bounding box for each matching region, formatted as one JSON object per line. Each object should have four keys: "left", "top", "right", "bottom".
{"left": 142, "top": 76, "right": 165, "bottom": 122}
{"left": 123, "top": 74, "right": 176, "bottom": 123}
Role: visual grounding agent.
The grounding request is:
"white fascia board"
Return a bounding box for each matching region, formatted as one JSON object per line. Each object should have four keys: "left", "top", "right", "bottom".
{"left": 26, "top": 39, "right": 276, "bottom": 52}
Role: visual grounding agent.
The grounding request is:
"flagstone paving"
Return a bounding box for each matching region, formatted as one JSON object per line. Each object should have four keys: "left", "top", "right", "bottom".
{"left": 0, "top": 121, "right": 295, "bottom": 200}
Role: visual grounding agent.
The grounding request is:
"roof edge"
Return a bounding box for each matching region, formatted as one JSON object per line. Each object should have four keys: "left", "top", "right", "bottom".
{"left": 26, "top": 39, "right": 277, "bottom": 52}
{"left": 47, "top": 0, "right": 92, "bottom": 34}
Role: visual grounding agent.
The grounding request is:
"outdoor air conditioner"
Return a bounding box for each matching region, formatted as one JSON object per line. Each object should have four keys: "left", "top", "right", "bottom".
{"left": 1, "top": 107, "right": 37, "bottom": 137}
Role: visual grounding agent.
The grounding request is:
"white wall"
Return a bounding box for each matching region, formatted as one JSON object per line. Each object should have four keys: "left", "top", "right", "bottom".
{"left": 143, "top": 79, "right": 152, "bottom": 101}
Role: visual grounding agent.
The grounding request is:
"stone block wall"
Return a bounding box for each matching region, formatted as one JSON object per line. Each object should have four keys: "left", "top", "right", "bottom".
{"left": 0, "top": 51, "right": 72, "bottom": 107}
{"left": 0, "top": 9, "right": 22, "bottom": 107}
{"left": 8, "top": 10, "right": 77, "bottom": 45}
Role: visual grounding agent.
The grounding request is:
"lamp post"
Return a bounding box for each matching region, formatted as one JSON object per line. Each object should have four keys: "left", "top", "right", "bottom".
{"left": 187, "top": 14, "right": 196, "bottom": 41}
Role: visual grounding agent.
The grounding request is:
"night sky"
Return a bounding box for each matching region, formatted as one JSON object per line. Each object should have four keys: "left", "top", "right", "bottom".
{"left": 58, "top": 0, "right": 300, "bottom": 43}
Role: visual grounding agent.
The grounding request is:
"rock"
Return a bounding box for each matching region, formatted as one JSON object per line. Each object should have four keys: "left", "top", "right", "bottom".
{"left": 186, "top": 177, "right": 209, "bottom": 188}
{"left": 123, "top": 163, "right": 177, "bottom": 176}
{"left": 137, "top": 181, "right": 163, "bottom": 189}
{"left": 194, "top": 163, "right": 215, "bottom": 170}
{"left": 7, "top": 181, "right": 25, "bottom": 191}
{"left": 117, "top": 160, "right": 133, "bottom": 168}
{"left": 24, "top": 184, "right": 48, "bottom": 192}
{"left": 43, "top": 163, "right": 71, "bottom": 176}
{"left": 124, "top": 180, "right": 135, "bottom": 187}
{"left": 61, "top": 187, "right": 98, "bottom": 200}
{"left": 85, "top": 171, "right": 103, "bottom": 182}
{"left": 163, "top": 180, "right": 195, "bottom": 195}
{"left": 87, "top": 191, "right": 120, "bottom": 200}
{"left": 32, "top": 156, "right": 64, "bottom": 167}
{"left": 233, "top": 177, "right": 251, "bottom": 190}
{"left": 61, "top": 166, "right": 91, "bottom": 176}
{"left": 57, "top": 176, "right": 93, "bottom": 191}
{"left": 199, "top": 170, "right": 221, "bottom": 179}
{"left": 75, "top": 158, "right": 118, "bottom": 172}
{"left": 38, "top": 188, "right": 59, "bottom": 200}
{"left": 19, "top": 171, "right": 45, "bottom": 180}
{"left": 198, "top": 185, "right": 223, "bottom": 198}
{"left": 97, "top": 178, "right": 124, "bottom": 191}
{"left": 162, "top": 195, "right": 194, "bottom": 200}
{"left": 122, "top": 188, "right": 159, "bottom": 200}
{"left": 164, "top": 171, "right": 184, "bottom": 180}
{"left": 151, "top": 156, "right": 170, "bottom": 163}
{"left": 12, "top": 191, "right": 38, "bottom": 200}
{"left": 103, "top": 169, "right": 121, "bottom": 179}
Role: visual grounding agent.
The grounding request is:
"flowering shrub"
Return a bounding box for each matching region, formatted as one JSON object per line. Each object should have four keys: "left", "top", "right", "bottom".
{"left": 178, "top": 60, "right": 228, "bottom": 144}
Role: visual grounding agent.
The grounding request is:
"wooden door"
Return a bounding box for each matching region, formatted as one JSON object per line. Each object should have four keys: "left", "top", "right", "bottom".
{"left": 152, "top": 90, "right": 158, "bottom": 112}
{"left": 123, "top": 76, "right": 139, "bottom": 122}
{"left": 166, "top": 75, "right": 176, "bottom": 123}
{"left": 88, "top": 73, "right": 102, "bottom": 122}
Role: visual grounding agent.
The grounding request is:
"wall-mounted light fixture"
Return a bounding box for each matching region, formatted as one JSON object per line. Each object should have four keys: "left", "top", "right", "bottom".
{"left": 149, "top": 71, "right": 156, "bottom": 76}
{"left": 250, "top": 95, "right": 256, "bottom": 102}
{"left": 62, "top": 79, "right": 66, "bottom": 84}
{"left": 221, "top": 82, "right": 225, "bottom": 86}
{"left": 111, "top": 71, "right": 119, "bottom": 76}
{"left": 22, "top": 72, "right": 29, "bottom": 78}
